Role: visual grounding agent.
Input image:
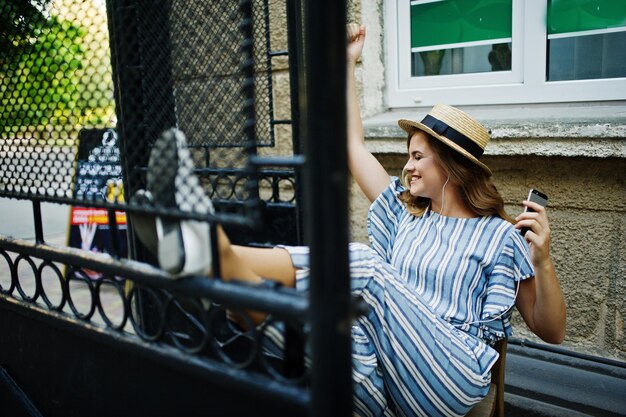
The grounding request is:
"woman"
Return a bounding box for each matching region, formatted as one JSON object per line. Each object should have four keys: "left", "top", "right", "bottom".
{"left": 136, "top": 24, "right": 566, "bottom": 417}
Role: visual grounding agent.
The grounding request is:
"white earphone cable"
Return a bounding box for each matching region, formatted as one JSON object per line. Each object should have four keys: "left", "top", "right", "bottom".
{"left": 454, "top": 278, "right": 521, "bottom": 328}
{"left": 440, "top": 176, "right": 450, "bottom": 215}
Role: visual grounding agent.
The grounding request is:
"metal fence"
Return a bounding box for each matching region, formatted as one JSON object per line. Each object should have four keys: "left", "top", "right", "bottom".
{"left": 0, "top": 0, "right": 351, "bottom": 415}
{"left": 0, "top": 0, "right": 303, "bottom": 244}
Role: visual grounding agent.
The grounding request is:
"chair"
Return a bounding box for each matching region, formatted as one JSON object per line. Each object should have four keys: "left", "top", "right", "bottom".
{"left": 466, "top": 339, "right": 508, "bottom": 417}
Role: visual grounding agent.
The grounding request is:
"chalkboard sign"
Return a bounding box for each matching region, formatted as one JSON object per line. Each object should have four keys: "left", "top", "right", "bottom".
{"left": 68, "top": 128, "right": 127, "bottom": 278}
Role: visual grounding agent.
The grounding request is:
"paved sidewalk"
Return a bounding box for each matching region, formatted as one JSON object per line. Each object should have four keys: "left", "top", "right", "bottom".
{"left": 0, "top": 197, "right": 69, "bottom": 240}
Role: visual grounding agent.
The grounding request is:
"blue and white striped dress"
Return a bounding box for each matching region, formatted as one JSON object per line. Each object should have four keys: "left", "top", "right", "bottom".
{"left": 272, "top": 177, "right": 534, "bottom": 417}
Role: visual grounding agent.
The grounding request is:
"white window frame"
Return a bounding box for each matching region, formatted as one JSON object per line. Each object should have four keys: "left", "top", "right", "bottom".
{"left": 385, "top": 0, "right": 626, "bottom": 107}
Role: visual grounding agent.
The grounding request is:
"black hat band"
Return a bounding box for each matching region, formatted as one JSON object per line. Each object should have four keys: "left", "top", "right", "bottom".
{"left": 421, "top": 114, "right": 484, "bottom": 160}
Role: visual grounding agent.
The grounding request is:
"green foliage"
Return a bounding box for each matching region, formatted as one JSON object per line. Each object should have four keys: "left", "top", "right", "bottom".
{"left": 0, "top": 0, "right": 114, "bottom": 135}
{"left": 0, "top": 0, "right": 51, "bottom": 60}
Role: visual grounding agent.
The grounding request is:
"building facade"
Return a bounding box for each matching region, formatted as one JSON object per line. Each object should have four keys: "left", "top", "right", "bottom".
{"left": 359, "top": 0, "right": 626, "bottom": 361}
{"left": 268, "top": 0, "right": 626, "bottom": 361}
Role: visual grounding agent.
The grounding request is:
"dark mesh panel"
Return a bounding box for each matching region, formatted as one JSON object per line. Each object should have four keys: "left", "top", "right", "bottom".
{"left": 170, "top": 0, "right": 273, "bottom": 148}
{"left": 0, "top": 0, "right": 286, "bottom": 234}
{"left": 0, "top": 0, "right": 115, "bottom": 200}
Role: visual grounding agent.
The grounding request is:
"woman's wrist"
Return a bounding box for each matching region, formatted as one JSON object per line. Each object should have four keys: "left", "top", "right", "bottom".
{"left": 533, "top": 256, "right": 554, "bottom": 278}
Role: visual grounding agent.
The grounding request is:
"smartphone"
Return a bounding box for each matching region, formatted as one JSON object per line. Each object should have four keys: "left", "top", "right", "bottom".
{"left": 520, "top": 189, "right": 548, "bottom": 236}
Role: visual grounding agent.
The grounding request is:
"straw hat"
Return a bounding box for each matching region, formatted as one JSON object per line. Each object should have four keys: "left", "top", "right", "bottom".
{"left": 398, "top": 104, "right": 492, "bottom": 175}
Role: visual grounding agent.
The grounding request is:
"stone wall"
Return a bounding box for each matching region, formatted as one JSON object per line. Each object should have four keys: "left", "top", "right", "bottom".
{"left": 348, "top": 153, "right": 626, "bottom": 361}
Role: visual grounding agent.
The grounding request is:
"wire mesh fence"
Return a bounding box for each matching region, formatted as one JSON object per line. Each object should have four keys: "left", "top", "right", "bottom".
{"left": 0, "top": 0, "right": 293, "bottom": 232}
{"left": 1, "top": 0, "right": 114, "bottom": 199}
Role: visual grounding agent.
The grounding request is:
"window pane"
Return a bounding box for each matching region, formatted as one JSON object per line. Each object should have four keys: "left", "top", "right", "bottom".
{"left": 411, "top": 42, "right": 511, "bottom": 76}
{"left": 548, "top": 0, "right": 626, "bottom": 35}
{"left": 547, "top": 0, "right": 626, "bottom": 81}
{"left": 410, "top": 0, "right": 512, "bottom": 49}
{"left": 410, "top": 0, "right": 512, "bottom": 77}
{"left": 547, "top": 31, "right": 626, "bottom": 80}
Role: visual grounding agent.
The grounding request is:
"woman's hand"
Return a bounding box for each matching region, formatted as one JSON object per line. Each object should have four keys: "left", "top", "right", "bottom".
{"left": 347, "top": 23, "right": 365, "bottom": 65}
{"left": 515, "top": 200, "right": 551, "bottom": 265}
{"left": 515, "top": 201, "right": 566, "bottom": 344}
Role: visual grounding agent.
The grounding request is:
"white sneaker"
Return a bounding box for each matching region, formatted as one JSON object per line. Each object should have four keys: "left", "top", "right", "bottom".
{"left": 146, "top": 128, "right": 214, "bottom": 277}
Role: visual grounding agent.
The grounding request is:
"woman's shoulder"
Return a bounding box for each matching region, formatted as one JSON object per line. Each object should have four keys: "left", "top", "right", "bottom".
{"left": 475, "top": 215, "right": 523, "bottom": 244}
{"left": 479, "top": 215, "right": 531, "bottom": 255}
{"left": 369, "top": 177, "right": 406, "bottom": 212}
{"left": 483, "top": 214, "right": 513, "bottom": 227}
{"left": 381, "top": 176, "right": 405, "bottom": 198}
{"left": 479, "top": 214, "right": 514, "bottom": 229}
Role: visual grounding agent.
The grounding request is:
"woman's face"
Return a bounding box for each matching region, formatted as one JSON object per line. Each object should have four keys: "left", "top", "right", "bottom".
{"left": 403, "top": 131, "right": 448, "bottom": 199}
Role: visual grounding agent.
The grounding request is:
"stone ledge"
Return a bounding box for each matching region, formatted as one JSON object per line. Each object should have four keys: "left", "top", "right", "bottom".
{"left": 363, "top": 101, "right": 626, "bottom": 158}
{"left": 504, "top": 338, "right": 626, "bottom": 416}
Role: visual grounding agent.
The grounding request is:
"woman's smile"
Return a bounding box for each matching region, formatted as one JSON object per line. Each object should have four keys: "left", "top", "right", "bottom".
{"left": 410, "top": 174, "right": 421, "bottom": 185}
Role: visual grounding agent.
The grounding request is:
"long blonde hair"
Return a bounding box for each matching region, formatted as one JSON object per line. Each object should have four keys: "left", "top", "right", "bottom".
{"left": 398, "top": 131, "right": 514, "bottom": 223}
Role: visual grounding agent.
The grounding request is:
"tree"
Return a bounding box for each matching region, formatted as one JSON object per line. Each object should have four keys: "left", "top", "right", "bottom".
{"left": 0, "top": 0, "right": 52, "bottom": 62}
{"left": 1, "top": 0, "right": 113, "bottom": 136}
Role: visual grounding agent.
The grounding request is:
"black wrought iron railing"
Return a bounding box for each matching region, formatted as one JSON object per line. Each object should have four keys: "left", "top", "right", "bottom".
{"left": 0, "top": 0, "right": 352, "bottom": 416}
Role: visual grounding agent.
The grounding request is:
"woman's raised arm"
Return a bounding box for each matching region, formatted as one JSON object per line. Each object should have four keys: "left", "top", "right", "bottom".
{"left": 346, "top": 24, "right": 390, "bottom": 203}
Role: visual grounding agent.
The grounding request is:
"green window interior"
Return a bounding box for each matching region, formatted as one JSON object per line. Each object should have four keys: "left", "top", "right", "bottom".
{"left": 410, "top": 0, "right": 512, "bottom": 50}
{"left": 548, "top": 0, "right": 626, "bottom": 35}
{"left": 547, "top": 0, "right": 626, "bottom": 81}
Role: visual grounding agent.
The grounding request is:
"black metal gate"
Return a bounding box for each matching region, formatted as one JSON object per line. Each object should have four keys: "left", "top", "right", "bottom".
{"left": 0, "top": 0, "right": 352, "bottom": 416}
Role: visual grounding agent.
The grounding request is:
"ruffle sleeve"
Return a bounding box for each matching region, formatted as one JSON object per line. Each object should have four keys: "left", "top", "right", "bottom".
{"left": 367, "top": 177, "right": 406, "bottom": 263}
{"left": 481, "top": 229, "right": 534, "bottom": 341}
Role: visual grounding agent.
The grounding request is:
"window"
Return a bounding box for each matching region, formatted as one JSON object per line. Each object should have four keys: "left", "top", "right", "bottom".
{"left": 385, "top": 0, "right": 626, "bottom": 107}
{"left": 408, "top": 0, "right": 517, "bottom": 78}
{"left": 547, "top": 1, "right": 626, "bottom": 81}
